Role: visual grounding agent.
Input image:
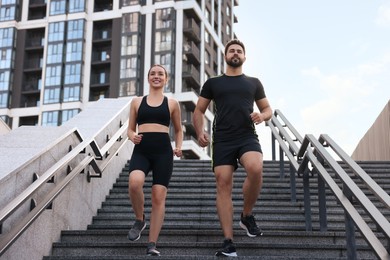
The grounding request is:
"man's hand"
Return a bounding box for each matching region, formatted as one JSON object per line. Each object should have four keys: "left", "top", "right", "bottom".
{"left": 198, "top": 132, "right": 210, "bottom": 147}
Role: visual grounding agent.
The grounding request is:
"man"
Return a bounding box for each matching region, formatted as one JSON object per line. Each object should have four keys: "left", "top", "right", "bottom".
{"left": 193, "top": 39, "right": 272, "bottom": 257}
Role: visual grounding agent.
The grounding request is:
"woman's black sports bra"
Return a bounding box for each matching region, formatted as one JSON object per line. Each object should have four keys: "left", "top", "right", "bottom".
{"left": 136, "top": 96, "right": 170, "bottom": 127}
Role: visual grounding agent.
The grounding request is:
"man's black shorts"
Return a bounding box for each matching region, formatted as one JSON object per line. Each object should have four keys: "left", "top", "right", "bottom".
{"left": 212, "top": 135, "right": 262, "bottom": 171}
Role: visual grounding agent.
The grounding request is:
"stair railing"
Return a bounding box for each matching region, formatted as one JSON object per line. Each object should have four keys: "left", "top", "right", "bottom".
{"left": 0, "top": 121, "right": 129, "bottom": 257}
{"left": 268, "top": 109, "right": 390, "bottom": 260}
{"left": 267, "top": 109, "right": 303, "bottom": 202}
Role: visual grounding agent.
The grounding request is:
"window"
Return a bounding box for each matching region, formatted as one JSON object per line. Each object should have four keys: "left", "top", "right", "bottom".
{"left": 155, "top": 31, "right": 172, "bottom": 51}
{"left": 47, "top": 43, "right": 64, "bottom": 64}
{"left": 0, "top": 28, "right": 14, "bottom": 48}
{"left": 66, "top": 41, "right": 83, "bottom": 62}
{"left": 205, "top": 30, "right": 210, "bottom": 43}
{"left": 0, "top": 49, "right": 12, "bottom": 69}
{"left": 122, "top": 0, "right": 139, "bottom": 7}
{"left": 67, "top": 19, "right": 84, "bottom": 40}
{"left": 119, "top": 80, "right": 137, "bottom": 97}
{"left": 226, "top": 24, "right": 231, "bottom": 36}
{"left": 122, "top": 13, "right": 139, "bottom": 33}
{"left": 63, "top": 86, "right": 80, "bottom": 102}
{"left": 43, "top": 87, "right": 61, "bottom": 104}
{"left": 69, "top": 0, "right": 84, "bottom": 13}
{"left": 204, "top": 50, "right": 210, "bottom": 65}
{"left": 0, "top": 6, "right": 16, "bottom": 21}
{"left": 121, "top": 35, "right": 138, "bottom": 55}
{"left": 0, "top": 71, "right": 10, "bottom": 91}
{"left": 42, "top": 111, "right": 59, "bottom": 126}
{"left": 120, "top": 57, "right": 137, "bottom": 78}
{"left": 61, "top": 109, "right": 79, "bottom": 123}
{"left": 0, "top": 92, "right": 8, "bottom": 108}
{"left": 50, "top": 0, "right": 66, "bottom": 15}
{"left": 48, "top": 22, "right": 65, "bottom": 42}
{"left": 45, "top": 65, "right": 62, "bottom": 86}
{"left": 64, "top": 64, "right": 81, "bottom": 84}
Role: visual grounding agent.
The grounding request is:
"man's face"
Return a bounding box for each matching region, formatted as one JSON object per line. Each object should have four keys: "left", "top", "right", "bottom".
{"left": 225, "top": 44, "right": 246, "bottom": 68}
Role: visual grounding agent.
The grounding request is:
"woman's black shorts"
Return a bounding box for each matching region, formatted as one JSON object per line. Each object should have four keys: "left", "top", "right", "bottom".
{"left": 128, "top": 132, "right": 173, "bottom": 187}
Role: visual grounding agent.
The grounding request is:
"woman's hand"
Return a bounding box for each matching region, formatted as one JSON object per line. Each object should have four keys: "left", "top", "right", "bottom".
{"left": 174, "top": 148, "right": 182, "bottom": 157}
{"left": 132, "top": 134, "right": 143, "bottom": 144}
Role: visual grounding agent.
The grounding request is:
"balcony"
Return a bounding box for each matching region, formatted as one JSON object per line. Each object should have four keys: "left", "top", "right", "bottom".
{"left": 182, "top": 64, "right": 200, "bottom": 91}
{"left": 183, "top": 18, "right": 200, "bottom": 43}
{"left": 183, "top": 42, "right": 200, "bottom": 66}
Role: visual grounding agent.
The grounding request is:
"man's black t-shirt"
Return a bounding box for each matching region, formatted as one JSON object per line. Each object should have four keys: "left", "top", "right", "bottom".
{"left": 200, "top": 74, "right": 266, "bottom": 142}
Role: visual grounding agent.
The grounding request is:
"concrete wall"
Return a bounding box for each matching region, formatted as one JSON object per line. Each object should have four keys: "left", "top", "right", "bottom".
{"left": 352, "top": 100, "right": 390, "bottom": 161}
{"left": 0, "top": 98, "right": 134, "bottom": 260}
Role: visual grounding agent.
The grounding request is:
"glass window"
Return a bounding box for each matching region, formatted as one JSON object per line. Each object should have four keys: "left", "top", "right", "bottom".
{"left": 66, "top": 41, "right": 83, "bottom": 62}
{"left": 155, "top": 31, "right": 172, "bottom": 52}
{"left": 67, "top": 19, "right": 84, "bottom": 40}
{"left": 47, "top": 43, "right": 64, "bottom": 64}
{"left": 204, "top": 50, "right": 210, "bottom": 65}
{"left": 0, "top": 28, "right": 14, "bottom": 48}
{"left": 64, "top": 63, "right": 81, "bottom": 84}
{"left": 48, "top": 22, "right": 65, "bottom": 42}
{"left": 45, "top": 65, "right": 62, "bottom": 86}
{"left": 0, "top": 71, "right": 10, "bottom": 91}
{"left": 226, "top": 24, "right": 231, "bottom": 36}
{"left": 42, "top": 111, "right": 59, "bottom": 126}
{"left": 69, "top": 0, "right": 85, "bottom": 13}
{"left": 0, "top": 49, "right": 12, "bottom": 69}
{"left": 119, "top": 80, "right": 137, "bottom": 97}
{"left": 120, "top": 57, "right": 137, "bottom": 78}
{"left": 0, "top": 92, "right": 8, "bottom": 108}
{"left": 50, "top": 0, "right": 66, "bottom": 16}
{"left": 122, "top": 13, "right": 139, "bottom": 33}
{"left": 156, "top": 8, "right": 173, "bottom": 29}
{"left": 0, "top": 6, "right": 16, "bottom": 21}
{"left": 63, "top": 86, "right": 80, "bottom": 102}
{"left": 43, "top": 87, "right": 61, "bottom": 104}
{"left": 61, "top": 109, "right": 79, "bottom": 123}
{"left": 122, "top": 0, "right": 139, "bottom": 7}
{"left": 121, "top": 35, "right": 138, "bottom": 55}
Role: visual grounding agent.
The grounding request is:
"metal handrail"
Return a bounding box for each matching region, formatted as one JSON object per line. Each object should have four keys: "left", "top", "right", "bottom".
{"left": 298, "top": 134, "right": 390, "bottom": 260}
{"left": 0, "top": 119, "right": 129, "bottom": 256}
{"left": 267, "top": 110, "right": 390, "bottom": 259}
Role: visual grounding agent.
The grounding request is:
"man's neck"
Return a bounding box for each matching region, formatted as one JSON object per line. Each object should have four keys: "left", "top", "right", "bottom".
{"left": 225, "top": 66, "right": 243, "bottom": 76}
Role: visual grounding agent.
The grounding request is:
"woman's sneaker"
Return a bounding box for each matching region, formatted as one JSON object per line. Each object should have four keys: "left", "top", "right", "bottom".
{"left": 215, "top": 238, "right": 237, "bottom": 257}
{"left": 146, "top": 242, "right": 161, "bottom": 256}
{"left": 127, "top": 215, "right": 146, "bottom": 241}
{"left": 239, "top": 213, "right": 263, "bottom": 237}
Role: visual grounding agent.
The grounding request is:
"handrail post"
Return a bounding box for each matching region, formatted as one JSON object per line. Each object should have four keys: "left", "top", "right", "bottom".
{"left": 271, "top": 133, "right": 276, "bottom": 160}
{"left": 289, "top": 146, "right": 296, "bottom": 202}
{"left": 343, "top": 183, "right": 357, "bottom": 259}
{"left": 289, "top": 162, "right": 296, "bottom": 203}
{"left": 316, "top": 155, "right": 327, "bottom": 232}
{"left": 303, "top": 166, "right": 312, "bottom": 231}
{"left": 279, "top": 146, "right": 284, "bottom": 178}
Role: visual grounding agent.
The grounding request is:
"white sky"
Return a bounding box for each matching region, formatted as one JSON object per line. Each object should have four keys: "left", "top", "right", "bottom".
{"left": 234, "top": 1, "right": 390, "bottom": 160}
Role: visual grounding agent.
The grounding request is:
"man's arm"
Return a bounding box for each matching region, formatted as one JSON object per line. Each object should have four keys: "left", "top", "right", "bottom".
{"left": 193, "top": 96, "right": 211, "bottom": 147}
{"left": 252, "top": 97, "right": 273, "bottom": 124}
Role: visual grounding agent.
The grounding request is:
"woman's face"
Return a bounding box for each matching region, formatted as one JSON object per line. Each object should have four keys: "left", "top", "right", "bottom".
{"left": 148, "top": 65, "right": 168, "bottom": 88}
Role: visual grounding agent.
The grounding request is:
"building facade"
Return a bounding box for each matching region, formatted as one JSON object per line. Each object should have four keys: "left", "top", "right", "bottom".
{"left": 0, "top": 0, "right": 239, "bottom": 159}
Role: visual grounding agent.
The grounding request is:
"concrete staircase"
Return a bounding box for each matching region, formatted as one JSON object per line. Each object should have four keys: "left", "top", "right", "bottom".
{"left": 43, "top": 160, "right": 390, "bottom": 259}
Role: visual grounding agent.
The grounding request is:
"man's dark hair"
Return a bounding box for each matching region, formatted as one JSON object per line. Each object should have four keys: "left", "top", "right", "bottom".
{"left": 224, "top": 39, "right": 246, "bottom": 55}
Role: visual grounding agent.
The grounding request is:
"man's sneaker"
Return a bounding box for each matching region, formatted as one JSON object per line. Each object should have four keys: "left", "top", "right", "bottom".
{"left": 146, "top": 242, "right": 161, "bottom": 256}
{"left": 239, "top": 213, "right": 263, "bottom": 237}
{"left": 215, "top": 239, "right": 237, "bottom": 257}
{"left": 127, "top": 215, "right": 146, "bottom": 241}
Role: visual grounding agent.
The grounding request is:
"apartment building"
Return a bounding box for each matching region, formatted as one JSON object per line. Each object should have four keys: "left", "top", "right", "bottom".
{"left": 0, "top": 0, "right": 239, "bottom": 159}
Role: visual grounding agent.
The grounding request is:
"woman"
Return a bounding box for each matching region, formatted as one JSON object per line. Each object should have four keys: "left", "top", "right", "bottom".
{"left": 127, "top": 64, "right": 183, "bottom": 256}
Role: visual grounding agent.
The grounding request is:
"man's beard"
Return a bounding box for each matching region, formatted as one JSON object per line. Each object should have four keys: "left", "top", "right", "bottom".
{"left": 226, "top": 57, "right": 243, "bottom": 68}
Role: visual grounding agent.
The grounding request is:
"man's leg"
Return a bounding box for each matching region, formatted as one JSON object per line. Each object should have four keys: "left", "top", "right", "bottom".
{"left": 240, "top": 151, "right": 263, "bottom": 215}
{"left": 239, "top": 151, "right": 264, "bottom": 237}
{"left": 214, "top": 165, "right": 235, "bottom": 239}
